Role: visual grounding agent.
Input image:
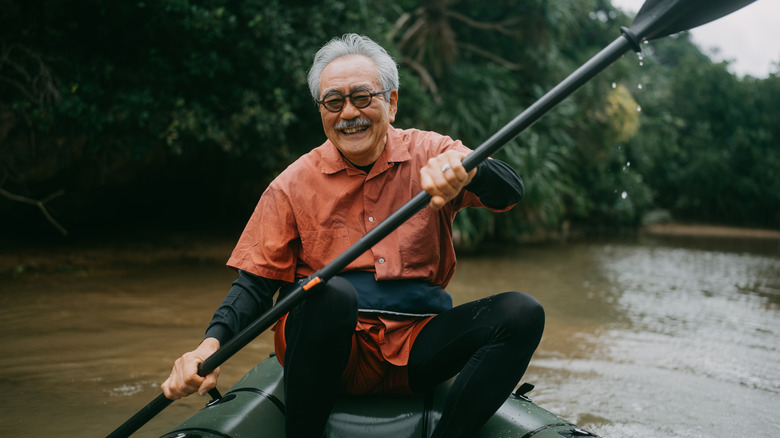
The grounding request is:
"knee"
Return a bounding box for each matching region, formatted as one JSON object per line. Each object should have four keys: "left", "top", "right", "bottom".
{"left": 324, "top": 276, "right": 359, "bottom": 308}
{"left": 290, "top": 276, "right": 358, "bottom": 340}
{"left": 496, "top": 292, "right": 545, "bottom": 342}
{"left": 312, "top": 275, "right": 359, "bottom": 326}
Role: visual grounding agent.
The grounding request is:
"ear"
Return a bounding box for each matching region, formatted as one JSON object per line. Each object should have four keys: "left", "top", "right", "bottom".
{"left": 388, "top": 90, "right": 398, "bottom": 123}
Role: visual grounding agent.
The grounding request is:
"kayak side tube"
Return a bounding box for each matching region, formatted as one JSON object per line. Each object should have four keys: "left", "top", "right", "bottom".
{"left": 162, "top": 356, "right": 599, "bottom": 438}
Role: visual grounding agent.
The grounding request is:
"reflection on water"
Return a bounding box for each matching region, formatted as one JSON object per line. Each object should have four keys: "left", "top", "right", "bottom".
{"left": 0, "top": 234, "right": 778, "bottom": 437}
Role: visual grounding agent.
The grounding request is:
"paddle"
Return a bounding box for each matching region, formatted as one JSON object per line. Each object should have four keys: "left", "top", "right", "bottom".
{"left": 107, "top": 0, "right": 756, "bottom": 436}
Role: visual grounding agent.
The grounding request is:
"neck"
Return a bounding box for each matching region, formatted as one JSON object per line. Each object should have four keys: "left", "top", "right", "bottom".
{"left": 340, "top": 151, "right": 376, "bottom": 171}
{"left": 340, "top": 133, "right": 388, "bottom": 167}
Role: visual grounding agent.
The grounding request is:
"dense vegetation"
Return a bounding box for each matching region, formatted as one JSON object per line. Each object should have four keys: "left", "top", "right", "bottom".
{"left": 1, "top": 0, "right": 778, "bottom": 244}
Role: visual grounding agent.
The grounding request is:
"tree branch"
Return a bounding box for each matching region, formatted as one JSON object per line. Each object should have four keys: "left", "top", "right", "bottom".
{"left": 0, "top": 43, "right": 61, "bottom": 107}
{"left": 444, "top": 10, "right": 525, "bottom": 36}
{"left": 400, "top": 57, "right": 442, "bottom": 103}
{"left": 0, "top": 186, "right": 68, "bottom": 236}
{"left": 457, "top": 42, "right": 526, "bottom": 71}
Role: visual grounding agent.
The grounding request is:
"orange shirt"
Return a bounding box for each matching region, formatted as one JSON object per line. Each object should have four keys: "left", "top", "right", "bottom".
{"left": 227, "top": 126, "right": 508, "bottom": 288}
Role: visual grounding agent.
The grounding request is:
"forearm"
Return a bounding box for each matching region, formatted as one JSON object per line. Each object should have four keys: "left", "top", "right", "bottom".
{"left": 204, "top": 270, "right": 284, "bottom": 345}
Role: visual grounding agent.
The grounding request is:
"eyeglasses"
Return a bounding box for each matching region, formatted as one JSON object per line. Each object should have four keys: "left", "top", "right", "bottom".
{"left": 317, "top": 88, "right": 390, "bottom": 113}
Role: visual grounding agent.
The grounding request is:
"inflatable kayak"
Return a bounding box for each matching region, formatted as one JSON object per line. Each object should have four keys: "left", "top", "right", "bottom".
{"left": 161, "top": 354, "right": 599, "bottom": 437}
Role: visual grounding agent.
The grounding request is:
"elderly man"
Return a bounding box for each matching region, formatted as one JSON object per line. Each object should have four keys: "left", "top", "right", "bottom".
{"left": 162, "top": 34, "right": 544, "bottom": 438}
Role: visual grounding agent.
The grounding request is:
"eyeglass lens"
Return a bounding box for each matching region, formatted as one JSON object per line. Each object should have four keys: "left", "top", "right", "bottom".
{"left": 322, "top": 89, "right": 374, "bottom": 112}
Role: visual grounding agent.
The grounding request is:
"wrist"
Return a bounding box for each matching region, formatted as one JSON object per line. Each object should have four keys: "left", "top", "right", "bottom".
{"left": 198, "top": 337, "right": 221, "bottom": 355}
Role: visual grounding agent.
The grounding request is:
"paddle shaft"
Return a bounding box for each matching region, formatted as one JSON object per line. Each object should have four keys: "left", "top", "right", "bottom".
{"left": 108, "top": 1, "right": 758, "bottom": 434}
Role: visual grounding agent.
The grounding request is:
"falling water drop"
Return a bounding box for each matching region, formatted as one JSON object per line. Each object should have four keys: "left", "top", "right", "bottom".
{"left": 612, "top": 82, "right": 617, "bottom": 89}
{"left": 621, "top": 191, "right": 628, "bottom": 199}
{"left": 637, "top": 105, "right": 642, "bottom": 112}
{"left": 626, "top": 161, "right": 631, "bottom": 167}
{"left": 637, "top": 83, "right": 643, "bottom": 90}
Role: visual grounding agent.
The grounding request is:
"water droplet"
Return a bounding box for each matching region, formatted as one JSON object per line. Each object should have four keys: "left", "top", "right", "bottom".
{"left": 626, "top": 161, "right": 631, "bottom": 167}
{"left": 637, "top": 105, "right": 642, "bottom": 112}
{"left": 637, "top": 84, "right": 643, "bottom": 90}
{"left": 621, "top": 191, "right": 628, "bottom": 199}
{"left": 612, "top": 82, "right": 617, "bottom": 89}
{"left": 639, "top": 61, "right": 644, "bottom": 67}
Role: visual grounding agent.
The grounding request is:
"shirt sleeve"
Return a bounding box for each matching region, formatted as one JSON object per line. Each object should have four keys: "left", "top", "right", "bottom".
{"left": 227, "top": 184, "right": 301, "bottom": 282}
{"left": 465, "top": 159, "right": 524, "bottom": 210}
{"left": 204, "top": 270, "right": 287, "bottom": 345}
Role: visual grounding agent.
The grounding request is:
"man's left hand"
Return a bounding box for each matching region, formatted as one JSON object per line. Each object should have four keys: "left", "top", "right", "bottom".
{"left": 421, "top": 150, "right": 477, "bottom": 210}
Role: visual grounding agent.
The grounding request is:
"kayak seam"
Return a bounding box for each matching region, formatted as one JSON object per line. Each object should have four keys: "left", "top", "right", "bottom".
{"left": 519, "top": 422, "right": 574, "bottom": 438}
{"left": 226, "top": 387, "right": 286, "bottom": 415}
{"left": 163, "top": 427, "right": 232, "bottom": 438}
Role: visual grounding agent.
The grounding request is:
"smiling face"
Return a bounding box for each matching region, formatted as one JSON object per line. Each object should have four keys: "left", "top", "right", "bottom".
{"left": 318, "top": 55, "right": 398, "bottom": 166}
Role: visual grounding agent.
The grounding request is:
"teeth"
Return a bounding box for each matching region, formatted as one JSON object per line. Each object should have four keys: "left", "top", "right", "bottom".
{"left": 341, "top": 126, "right": 367, "bottom": 134}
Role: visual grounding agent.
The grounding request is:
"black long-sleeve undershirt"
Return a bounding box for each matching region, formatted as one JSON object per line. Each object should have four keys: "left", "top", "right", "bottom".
{"left": 204, "top": 270, "right": 284, "bottom": 344}
{"left": 466, "top": 159, "right": 523, "bottom": 209}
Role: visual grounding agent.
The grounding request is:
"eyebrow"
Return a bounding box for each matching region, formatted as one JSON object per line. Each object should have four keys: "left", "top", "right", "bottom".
{"left": 321, "top": 84, "right": 374, "bottom": 96}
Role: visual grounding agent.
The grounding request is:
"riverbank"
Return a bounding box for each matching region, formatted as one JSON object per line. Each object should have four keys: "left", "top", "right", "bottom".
{"left": 642, "top": 223, "right": 780, "bottom": 239}
{"left": 0, "top": 232, "right": 237, "bottom": 277}
{"left": 639, "top": 223, "right": 780, "bottom": 254}
{"left": 2, "top": 223, "right": 778, "bottom": 277}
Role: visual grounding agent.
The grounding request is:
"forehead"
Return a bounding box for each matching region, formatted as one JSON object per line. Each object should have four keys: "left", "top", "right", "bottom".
{"left": 319, "top": 55, "right": 381, "bottom": 95}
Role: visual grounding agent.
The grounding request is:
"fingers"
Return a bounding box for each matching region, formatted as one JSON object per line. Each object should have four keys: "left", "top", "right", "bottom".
{"left": 198, "top": 367, "right": 221, "bottom": 396}
{"left": 421, "top": 151, "right": 476, "bottom": 210}
{"left": 161, "top": 376, "right": 183, "bottom": 400}
{"left": 161, "top": 349, "right": 220, "bottom": 400}
{"left": 441, "top": 153, "right": 472, "bottom": 183}
{"left": 161, "top": 353, "right": 201, "bottom": 399}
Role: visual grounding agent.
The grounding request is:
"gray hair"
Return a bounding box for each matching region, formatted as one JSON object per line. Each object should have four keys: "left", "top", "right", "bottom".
{"left": 307, "top": 33, "right": 399, "bottom": 101}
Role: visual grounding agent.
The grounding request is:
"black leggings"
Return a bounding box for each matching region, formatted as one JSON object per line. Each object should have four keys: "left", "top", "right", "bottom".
{"left": 408, "top": 292, "right": 545, "bottom": 437}
{"left": 283, "top": 277, "right": 544, "bottom": 438}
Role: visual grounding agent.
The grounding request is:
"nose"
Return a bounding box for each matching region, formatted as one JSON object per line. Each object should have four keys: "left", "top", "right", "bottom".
{"left": 340, "top": 98, "right": 361, "bottom": 118}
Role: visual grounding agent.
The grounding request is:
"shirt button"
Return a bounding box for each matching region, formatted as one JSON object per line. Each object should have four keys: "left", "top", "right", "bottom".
{"left": 368, "top": 216, "right": 375, "bottom": 222}
{"left": 378, "top": 257, "right": 386, "bottom": 264}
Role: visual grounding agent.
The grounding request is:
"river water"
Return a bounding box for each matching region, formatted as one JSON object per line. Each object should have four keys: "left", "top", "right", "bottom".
{"left": 1, "top": 231, "right": 778, "bottom": 437}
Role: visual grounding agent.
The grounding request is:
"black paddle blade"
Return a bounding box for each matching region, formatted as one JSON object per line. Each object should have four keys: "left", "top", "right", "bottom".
{"left": 630, "top": 0, "right": 757, "bottom": 41}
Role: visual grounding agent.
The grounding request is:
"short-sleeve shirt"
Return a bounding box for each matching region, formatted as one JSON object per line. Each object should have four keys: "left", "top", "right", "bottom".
{"left": 227, "top": 126, "right": 508, "bottom": 288}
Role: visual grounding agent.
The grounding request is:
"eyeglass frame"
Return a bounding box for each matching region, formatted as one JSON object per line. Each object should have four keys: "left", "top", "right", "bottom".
{"left": 316, "top": 87, "right": 392, "bottom": 113}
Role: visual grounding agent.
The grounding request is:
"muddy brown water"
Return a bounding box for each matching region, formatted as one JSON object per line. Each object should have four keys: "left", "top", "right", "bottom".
{"left": 1, "top": 232, "right": 778, "bottom": 437}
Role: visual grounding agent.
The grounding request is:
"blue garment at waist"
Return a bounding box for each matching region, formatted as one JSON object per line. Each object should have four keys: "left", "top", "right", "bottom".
{"left": 281, "top": 271, "right": 452, "bottom": 316}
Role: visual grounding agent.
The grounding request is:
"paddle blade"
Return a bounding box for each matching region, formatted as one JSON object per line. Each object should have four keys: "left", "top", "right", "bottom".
{"left": 630, "top": 0, "right": 757, "bottom": 41}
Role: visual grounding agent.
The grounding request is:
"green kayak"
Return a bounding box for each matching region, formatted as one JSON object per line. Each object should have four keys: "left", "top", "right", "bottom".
{"left": 161, "top": 355, "right": 598, "bottom": 437}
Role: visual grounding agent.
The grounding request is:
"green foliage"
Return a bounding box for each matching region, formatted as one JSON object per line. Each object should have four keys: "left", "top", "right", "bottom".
{"left": 0, "top": 0, "right": 397, "bottom": 232}
{"left": 1, "top": 0, "right": 777, "bottom": 240}
{"left": 632, "top": 56, "right": 780, "bottom": 227}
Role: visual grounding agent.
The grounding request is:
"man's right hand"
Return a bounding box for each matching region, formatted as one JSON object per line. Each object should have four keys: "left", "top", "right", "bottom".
{"left": 161, "top": 337, "right": 221, "bottom": 400}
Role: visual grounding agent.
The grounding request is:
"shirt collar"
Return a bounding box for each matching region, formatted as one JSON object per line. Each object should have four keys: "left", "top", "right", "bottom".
{"left": 320, "top": 125, "right": 411, "bottom": 175}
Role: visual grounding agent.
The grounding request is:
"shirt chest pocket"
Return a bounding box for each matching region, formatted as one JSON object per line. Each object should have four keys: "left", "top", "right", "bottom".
{"left": 299, "top": 227, "right": 351, "bottom": 268}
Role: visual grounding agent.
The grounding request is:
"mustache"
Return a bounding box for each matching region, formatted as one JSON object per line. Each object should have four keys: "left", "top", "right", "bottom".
{"left": 334, "top": 118, "right": 372, "bottom": 130}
